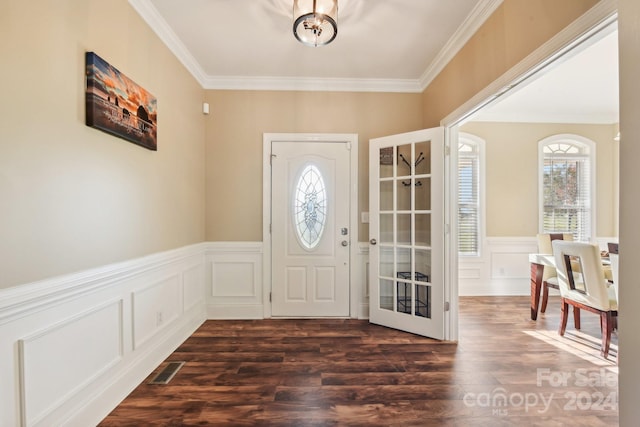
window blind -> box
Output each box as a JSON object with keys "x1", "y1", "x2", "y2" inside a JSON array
[
  {"x1": 458, "y1": 143, "x2": 480, "y2": 256},
  {"x1": 542, "y1": 155, "x2": 591, "y2": 242}
]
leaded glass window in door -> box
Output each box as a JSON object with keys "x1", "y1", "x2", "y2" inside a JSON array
[{"x1": 293, "y1": 164, "x2": 327, "y2": 249}]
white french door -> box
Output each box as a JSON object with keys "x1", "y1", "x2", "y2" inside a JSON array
[
  {"x1": 369, "y1": 127, "x2": 445, "y2": 339},
  {"x1": 271, "y1": 141, "x2": 351, "y2": 317}
]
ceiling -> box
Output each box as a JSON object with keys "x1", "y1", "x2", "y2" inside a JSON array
[
  {"x1": 472, "y1": 26, "x2": 619, "y2": 124},
  {"x1": 129, "y1": 0, "x2": 499, "y2": 92},
  {"x1": 129, "y1": 0, "x2": 619, "y2": 123}
]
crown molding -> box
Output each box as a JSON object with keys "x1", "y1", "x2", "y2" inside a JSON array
[
  {"x1": 130, "y1": 0, "x2": 501, "y2": 93},
  {"x1": 128, "y1": 0, "x2": 209, "y2": 86},
  {"x1": 201, "y1": 75, "x2": 422, "y2": 93},
  {"x1": 419, "y1": 0, "x2": 504, "y2": 91}
]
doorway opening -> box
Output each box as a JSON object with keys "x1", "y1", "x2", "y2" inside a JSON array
[{"x1": 443, "y1": 8, "x2": 618, "y2": 341}]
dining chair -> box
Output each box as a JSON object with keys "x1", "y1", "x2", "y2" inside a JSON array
[
  {"x1": 552, "y1": 240, "x2": 618, "y2": 358},
  {"x1": 537, "y1": 233, "x2": 575, "y2": 319}
]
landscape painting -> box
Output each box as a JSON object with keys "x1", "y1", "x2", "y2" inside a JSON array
[{"x1": 85, "y1": 52, "x2": 157, "y2": 150}]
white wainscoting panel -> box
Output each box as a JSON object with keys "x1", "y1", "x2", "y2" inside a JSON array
[
  {"x1": 459, "y1": 237, "x2": 537, "y2": 296},
  {"x1": 132, "y1": 275, "x2": 181, "y2": 350},
  {"x1": 183, "y1": 263, "x2": 205, "y2": 312},
  {"x1": 213, "y1": 262, "x2": 257, "y2": 297},
  {"x1": 206, "y1": 242, "x2": 264, "y2": 319},
  {"x1": 0, "y1": 243, "x2": 207, "y2": 427},
  {"x1": 19, "y1": 300, "x2": 123, "y2": 427},
  {"x1": 491, "y1": 252, "x2": 530, "y2": 279}
]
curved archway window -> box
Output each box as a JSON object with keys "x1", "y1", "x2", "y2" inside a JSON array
[
  {"x1": 539, "y1": 135, "x2": 595, "y2": 242},
  {"x1": 294, "y1": 164, "x2": 327, "y2": 249}
]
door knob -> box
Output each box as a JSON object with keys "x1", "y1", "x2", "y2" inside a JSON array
[
  {"x1": 370, "y1": 239, "x2": 377, "y2": 245},
  {"x1": 341, "y1": 240, "x2": 349, "y2": 247}
]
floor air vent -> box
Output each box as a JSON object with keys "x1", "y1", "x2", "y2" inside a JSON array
[{"x1": 148, "y1": 361, "x2": 185, "y2": 384}]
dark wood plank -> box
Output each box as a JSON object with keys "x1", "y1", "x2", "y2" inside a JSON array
[{"x1": 99, "y1": 296, "x2": 618, "y2": 425}]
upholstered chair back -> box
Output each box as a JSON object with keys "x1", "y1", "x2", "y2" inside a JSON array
[
  {"x1": 537, "y1": 233, "x2": 573, "y2": 281},
  {"x1": 552, "y1": 241, "x2": 615, "y2": 312}
]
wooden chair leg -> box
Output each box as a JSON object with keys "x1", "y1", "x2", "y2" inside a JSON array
[
  {"x1": 558, "y1": 299, "x2": 569, "y2": 336},
  {"x1": 541, "y1": 283, "x2": 550, "y2": 313},
  {"x1": 600, "y1": 311, "x2": 613, "y2": 359},
  {"x1": 573, "y1": 307, "x2": 581, "y2": 329}
]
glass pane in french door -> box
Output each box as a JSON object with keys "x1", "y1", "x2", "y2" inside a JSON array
[
  {"x1": 380, "y1": 213, "x2": 393, "y2": 244},
  {"x1": 415, "y1": 214, "x2": 431, "y2": 246},
  {"x1": 379, "y1": 278, "x2": 394, "y2": 311},
  {"x1": 415, "y1": 177, "x2": 431, "y2": 211},
  {"x1": 415, "y1": 141, "x2": 431, "y2": 175},
  {"x1": 397, "y1": 214, "x2": 411, "y2": 246},
  {"x1": 376, "y1": 140, "x2": 433, "y2": 319},
  {"x1": 380, "y1": 181, "x2": 393, "y2": 211}
]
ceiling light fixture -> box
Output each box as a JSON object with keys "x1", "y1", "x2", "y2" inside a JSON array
[{"x1": 293, "y1": 0, "x2": 338, "y2": 47}]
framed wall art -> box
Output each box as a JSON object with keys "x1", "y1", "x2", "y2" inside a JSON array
[{"x1": 85, "y1": 52, "x2": 157, "y2": 150}]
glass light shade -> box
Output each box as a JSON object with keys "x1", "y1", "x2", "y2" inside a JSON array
[{"x1": 293, "y1": 0, "x2": 338, "y2": 47}]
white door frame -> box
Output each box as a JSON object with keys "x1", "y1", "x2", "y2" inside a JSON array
[
  {"x1": 440, "y1": 1, "x2": 617, "y2": 341},
  {"x1": 263, "y1": 133, "x2": 359, "y2": 319}
]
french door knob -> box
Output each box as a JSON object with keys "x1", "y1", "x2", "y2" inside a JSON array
[
  {"x1": 341, "y1": 240, "x2": 349, "y2": 247},
  {"x1": 370, "y1": 239, "x2": 377, "y2": 245}
]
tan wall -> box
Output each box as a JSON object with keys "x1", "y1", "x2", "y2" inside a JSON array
[
  {"x1": 461, "y1": 121, "x2": 618, "y2": 237},
  {"x1": 0, "y1": 1, "x2": 206, "y2": 289},
  {"x1": 422, "y1": 0, "x2": 599, "y2": 127},
  {"x1": 204, "y1": 90, "x2": 423, "y2": 241}
]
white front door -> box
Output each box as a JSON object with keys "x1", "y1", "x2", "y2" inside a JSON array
[
  {"x1": 369, "y1": 127, "x2": 445, "y2": 339},
  {"x1": 271, "y1": 141, "x2": 351, "y2": 317}
]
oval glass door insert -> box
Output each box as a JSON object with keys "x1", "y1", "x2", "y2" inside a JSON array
[{"x1": 293, "y1": 164, "x2": 327, "y2": 249}]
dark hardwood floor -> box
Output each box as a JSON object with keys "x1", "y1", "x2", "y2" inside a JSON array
[{"x1": 99, "y1": 296, "x2": 618, "y2": 426}]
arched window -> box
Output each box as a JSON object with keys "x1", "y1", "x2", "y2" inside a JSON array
[
  {"x1": 458, "y1": 133, "x2": 484, "y2": 256},
  {"x1": 539, "y1": 134, "x2": 595, "y2": 242}
]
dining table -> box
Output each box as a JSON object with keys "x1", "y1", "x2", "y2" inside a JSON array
[
  {"x1": 528, "y1": 253, "x2": 612, "y2": 320},
  {"x1": 529, "y1": 254, "x2": 555, "y2": 320}
]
